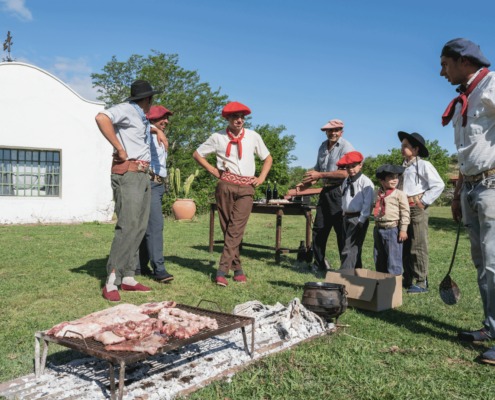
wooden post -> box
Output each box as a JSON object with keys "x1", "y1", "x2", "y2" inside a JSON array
[
  {"x1": 275, "y1": 209, "x2": 283, "y2": 263},
  {"x1": 40, "y1": 340, "x2": 49, "y2": 375},
  {"x1": 109, "y1": 362, "x2": 116, "y2": 400},
  {"x1": 35, "y1": 336, "x2": 40, "y2": 378},
  {"x1": 209, "y1": 204, "x2": 215, "y2": 253},
  {"x1": 118, "y1": 361, "x2": 126, "y2": 400},
  {"x1": 305, "y1": 210, "x2": 312, "y2": 250}
]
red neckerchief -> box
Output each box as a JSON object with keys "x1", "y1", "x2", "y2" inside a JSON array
[
  {"x1": 374, "y1": 188, "x2": 395, "y2": 217},
  {"x1": 442, "y1": 68, "x2": 490, "y2": 127},
  {"x1": 226, "y1": 128, "x2": 245, "y2": 159}
]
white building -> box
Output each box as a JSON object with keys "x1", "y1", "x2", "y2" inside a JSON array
[{"x1": 0, "y1": 62, "x2": 114, "y2": 224}]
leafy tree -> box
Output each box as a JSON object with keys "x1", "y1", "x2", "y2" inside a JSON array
[
  {"x1": 253, "y1": 124, "x2": 297, "y2": 199},
  {"x1": 361, "y1": 140, "x2": 451, "y2": 186}
]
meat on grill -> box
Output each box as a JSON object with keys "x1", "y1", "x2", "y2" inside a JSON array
[
  {"x1": 55, "y1": 323, "x2": 106, "y2": 339},
  {"x1": 139, "y1": 301, "x2": 177, "y2": 315},
  {"x1": 47, "y1": 321, "x2": 70, "y2": 336},
  {"x1": 105, "y1": 333, "x2": 169, "y2": 355},
  {"x1": 160, "y1": 323, "x2": 179, "y2": 335},
  {"x1": 94, "y1": 331, "x2": 126, "y2": 345}
]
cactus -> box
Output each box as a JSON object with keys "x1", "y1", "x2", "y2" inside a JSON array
[
  {"x1": 175, "y1": 168, "x2": 181, "y2": 196},
  {"x1": 169, "y1": 170, "x2": 175, "y2": 197},
  {"x1": 170, "y1": 168, "x2": 197, "y2": 198},
  {"x1": 183, "y1": 174, "x2": 195, "y2": 198},
  {"x1": 195, "y1": 169, "x2": 199, "y2": 177}
]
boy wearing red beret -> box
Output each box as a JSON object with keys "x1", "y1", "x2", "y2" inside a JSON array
[
  {"x1": 337, "y1": 152, "x2": 374, "y2": 269},
  {"x1": 193, "y1": 102, "x2": 273, "y2": 286}
]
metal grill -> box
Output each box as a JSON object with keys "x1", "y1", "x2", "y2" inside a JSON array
[{"x1": 35, "y1": 301, "x2": 255, "y2": 400}]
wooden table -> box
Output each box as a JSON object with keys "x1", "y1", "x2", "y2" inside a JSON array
[{"x1": 209, "y1": 202, "x2": 315, "y2": 263}]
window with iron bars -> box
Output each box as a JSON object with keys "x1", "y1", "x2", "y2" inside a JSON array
[{"x1": 0, "y1": 148, "x2": 61, "y2": 197}]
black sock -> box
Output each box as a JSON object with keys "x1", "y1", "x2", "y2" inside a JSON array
[
  {"x1": 216, "y1": 270, "x2": 226, "y2": 278},
  {"x1": 234, "y1": 269, "x2": 244, "y2": 277}
]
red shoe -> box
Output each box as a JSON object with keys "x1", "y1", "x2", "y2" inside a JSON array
[
  {"x1": 121, "y1": 282, "x2": 151, "y2": 292},
  {"x1": 233, "y1": 274, "x2": 247, "y2": 283},
  {"x1": 103, "y1": 286, "x2": 121, "y2": 302},
  {"x1": 215, "y1": 277, "x2": 228, "y2": 287}
]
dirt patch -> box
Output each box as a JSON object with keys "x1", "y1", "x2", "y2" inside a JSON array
[
  {"x1": 380, "y1": 346, "x2": 415, "y2": 355},
  {"x1": 180, "y1": 375, "x2": 195, "y2": 384},
  {"x1": 447, "y1": 358, "x2": 472, "y2": 366}
]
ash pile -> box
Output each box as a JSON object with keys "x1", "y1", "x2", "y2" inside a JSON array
[{"x1": 1, "y1": 298, "x2": 335, "y2": 400}]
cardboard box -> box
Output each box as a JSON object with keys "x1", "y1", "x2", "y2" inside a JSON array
[{"x1": 325, "y1": 269, "x2": 402, "y2": 312}]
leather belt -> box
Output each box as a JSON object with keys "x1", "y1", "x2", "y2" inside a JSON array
[
  {"x1": 111, "y1": 159, "x2": 150, "y2": 174},
  {"x1": 463, "y1": 167, "x2": 495, "y2": 183},
  {"x1": 375, "y1": 220, "x2": 399, "y2": 229},
  {"x1": 407, "y1": 193, "x2": 424, "y2": 205},
  {"x1": 149, "y1": 171, "x2": 163, "y2": 183},
  {"x1": 344, "y1": 212, "x2": 360, "y2": 217},
  {"x1": 324, "y1": 181, "x2": 343, "y2": 187}
]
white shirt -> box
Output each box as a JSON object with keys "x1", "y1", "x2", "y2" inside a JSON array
[
  {"x1": 401, "y1": 159, "x2": 444, "y2": 205},
  {"x1": 341, "y1": 173, "x2": 375, "y2": 224},
  {"x1": 314, "y1": 138, "x2": 355, "y2": 184},
  {"x1": 150, "y1": 124, "x2": 167, "y2": 177},
  {"x1": 99, "y1": 103, "x2": 151, "y2": 162},
  {"x1": 451, "y1": 69, "x2": 495, "y2": 176},
  {"x1": 196, "y1": 128, "x2": 270, "y2": 176}
]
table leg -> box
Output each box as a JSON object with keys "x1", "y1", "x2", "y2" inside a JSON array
[
  {"x1": 40, "y1": 340, "x2": 49, "y2": 375},
  {"x1": 275, "y1": 210, "x2": 282, "y2": 263},
  {"x1": 209, "y1": 205, "x2": 214, "y2": 253},
  {"x1": 35, "y1": 336, "x2": 40, "y2": 378},
  {"x1": 305, "y1": 210, "x2": 312, "y2": 250},
  {"x1": 118, "y1": 361, "x2": 125, "y2": 400},
  {"x1": 108, "y1": 362, "x2": 116, "y2": 400},
  {"x1": 251, "y1": 320, "x2": 255, "y2": 359},
  {"x1": 241, "y1": 326, "x2": 250, "y2": 357}
]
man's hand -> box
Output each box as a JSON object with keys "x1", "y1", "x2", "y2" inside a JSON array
[
  {"x1": 452, "y1": 199, "x2": 462, "y2": 224},
  {"x1": 154, "y1": 129, "x2": 169, "y2": 151},
  {"x1": 112, "y1": 149, "x2": 128, "y2": 162},
  {"x1": 416, "y1": 200, "x2": 426, "y2": 210},
  {"x1": 210, "y1": 168, "x2": 221, "y2": 178},
  {"x1": 296, "y1": 181, "x2": 312, "y2": 193},
  {"x1": 302, "y1": 170, "x2": 321, "y2": 183},
  {"x1": 398, "y1": 231, "x2": 408, "y2": 242},
  {"x1": 251, "y1": 176, "x2": 264, "y2": 188}
]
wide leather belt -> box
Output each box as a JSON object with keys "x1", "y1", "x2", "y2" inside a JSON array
[
  {"x1": 463, "y1": 167, "x2": 495, "y2": 183},
  {"x1": 149, "y1": 171, "x2": 163, "y2": 183},
  {"x1": 375, "y1": 220, "x2": 399, "y2": 229},
  {"x1": 111, "y1": 159, "x2": 150, "y2": 174}
]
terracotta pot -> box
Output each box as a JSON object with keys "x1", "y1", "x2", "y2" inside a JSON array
[{"x1": 172, "y1": 199, "x2": 196, "y2": 220}]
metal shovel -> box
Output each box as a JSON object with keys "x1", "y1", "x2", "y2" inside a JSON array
[{"x1": 439, "y1": 220, "x2": 462, "y2": 305}]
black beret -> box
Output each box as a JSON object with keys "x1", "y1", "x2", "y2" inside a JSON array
[
  {"x1": 441, "y1": 38, "x2": 491, "y2": 67},
  {"x1": 376, "y1": 164, "x2": 405, "y2": 180}
]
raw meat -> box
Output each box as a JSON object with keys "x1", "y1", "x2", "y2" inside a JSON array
[
  {"x1": 47, "y1": 321, "x2": 70, "y2": 336},
  {"x1": 94, "y1": 331, "x2": 126, "y2": 345},
  {"x1": 56, "y1": 323, "x2": 106, "y2": 339},
  {"x1": 139, "y1": 301, "x2": 176, "y2": 315},
  {"x1": 161, "y1": 324, "x2": 179, "y2": 336},
  {"x1": 105, "y1": 333, "x2": 169, "y2": 355}
]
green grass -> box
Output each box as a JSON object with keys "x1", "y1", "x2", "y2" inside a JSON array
[{"x1": 1, "y1": 207, "x2": 494, "y2": 399}]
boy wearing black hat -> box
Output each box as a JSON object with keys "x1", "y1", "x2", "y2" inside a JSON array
[
  {"x1": 337, "y1": 151, "x2": 374, "y2": 270},
  {"x1": 398, "y1": 132, "x2": 445, "y2": 294},
  {"x1": 95, "y1": 80, "x2": 165, "y2": 301},
  {"x1": 373, "y1": 165, "x2": 410, "y2": 275},
  {"x1": 440, "y1": 38, "x2": 495, "y2": 362}
]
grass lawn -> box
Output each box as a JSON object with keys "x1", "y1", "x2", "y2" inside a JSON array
[{"x1": 1, "y1": 206, "x2": 495, "y2": 399}]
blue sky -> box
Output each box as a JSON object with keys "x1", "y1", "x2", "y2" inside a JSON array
[{"x1": 1, "y1": 0, "x2": 494, "y2": 168}]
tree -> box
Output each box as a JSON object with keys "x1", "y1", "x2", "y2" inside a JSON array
[
  {"x1": 361, "y1": 140, "x2": 451, "y2": 186},
  {"x1": 91, "y1": 51, "x2": 229, "y2": 178},
  {"x1": 253, "y1": 124, "x2": 297, "y2": 199}
]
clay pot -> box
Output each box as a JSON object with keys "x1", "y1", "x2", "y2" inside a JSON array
[{"x1": 172, "y1": 199, "x2": 196, "y2": 220}]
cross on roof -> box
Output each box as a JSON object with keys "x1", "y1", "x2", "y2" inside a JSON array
[{"x1": 3, "y1": 31, "x2": 16, "y2": 62}]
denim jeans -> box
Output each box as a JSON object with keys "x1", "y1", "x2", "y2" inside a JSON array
[
  {"x1": 462, "y1": 175, "x2": 495, "y2": 335},
  {"x1": 373, "y1": 226, "x2": 403, "y2": 275},
  {"x1": 137, "y1": 180, "x2": 167, "y2": 276}
]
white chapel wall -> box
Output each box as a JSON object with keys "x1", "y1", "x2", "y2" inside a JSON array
[{"x1": 0, "y1": 62, "x2": 114, "y2": 224}]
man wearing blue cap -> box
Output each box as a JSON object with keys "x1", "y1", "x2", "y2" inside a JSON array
[{"x1": 440, "y1": 38, "x2": 495, "y2": 364}]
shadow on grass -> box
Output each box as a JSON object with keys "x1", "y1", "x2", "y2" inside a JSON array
[
  {"x1": 192, "y1": 245, "x2": 276, "y2": 260},
  {"x1": 163, "y1": 255, "x2": 216, "y2": 277},
  {"x1": 428, "y1": 216, "x2": 461, "y2": 233},
  {"x1": 355, "y1": 307, "x2": 489, "y2": 352},
  {"x1": 71, "y1": 258, "x2": 108, "y2": 287},
  {"x1": 267, "y1": 281, "x2": 306, "y2": 291}
]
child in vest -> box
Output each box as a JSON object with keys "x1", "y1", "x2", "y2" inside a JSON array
[
  {"x1": 337, "y1": 151, "x2": 374, "y2": 269},
  {"x1": 373, "y1": 164, "x2": 410, "y2": 275},
  {"x1": 398, "y1": 131, "x2": 445, "y2": 294}
]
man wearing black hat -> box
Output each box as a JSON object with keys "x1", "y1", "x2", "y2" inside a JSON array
[
  {"x1": 398, "y1": 132, "x2": 444, "y2": 294},
  {"x1": 95, "y1": 80, "x2": 164, "y2": 302},
  {"x1": 440, "y1": 38, "x2": 495, "y2": 362}
]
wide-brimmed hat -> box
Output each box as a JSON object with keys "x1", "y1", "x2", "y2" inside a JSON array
[
  {"x1": 146, "y1": 105, "x2": 173, "y2": 120},
  {"x1": 398, "y1": 131, "x2": 429, "y2": 158},
  {"x1": 336, "y1": 151, "x2": 363, "y2": 167},
  {"x1": 321, "y1": 119, "x2": 344, "y2": 131},
  {"x1": 222, "y1": 101, "x2": 251, "y2": 118},
  {"x1": 376, "y1": 164, "x2": 406, "y2": 180},
  {"x1": 124, "y1": 80, "x2": 163, "y2": 102}
]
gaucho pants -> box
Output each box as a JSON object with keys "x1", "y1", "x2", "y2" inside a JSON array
[
  {"x1": 374, "y1": 226, "x2": 403, "y2": 275},
  {"x1": 339, "y1": 216, "x2": 369, "y2": 269},
  {"x1": 403, "y1": 205, "x2": 429, "y2": 289},
  {"x1": 215, "y1": 179, "x2": 254, "y2": 274},
  {"x1": 461, "y1": 175, "x2": 495, "y2": 336},
  {"x1": 312, "y1": 185, "x2": 344, "y2": 268},
  {"x1": 137, "y1": 179, "x2": 167, "y2": 276},
  {"x1": 106, "y1": 171, "x2": 151, "y2": 286}
]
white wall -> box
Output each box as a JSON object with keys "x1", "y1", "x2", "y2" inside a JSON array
[{"x1": 0, "y1": 62, "x2": 114, "y2": 224}]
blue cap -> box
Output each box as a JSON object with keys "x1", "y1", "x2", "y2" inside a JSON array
[{"x1": 441, "y1": 38, "x2": 491, "y2": 67}]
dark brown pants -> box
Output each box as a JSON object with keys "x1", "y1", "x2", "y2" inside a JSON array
[{"x1": 215, "y1": 179, "x2": 254, "y2": 274}]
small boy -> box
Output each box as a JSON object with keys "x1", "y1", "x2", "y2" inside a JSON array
[
  {"x1": 337, "y1": 151, "x2": 374, "y2": 269},
  {"x1": 373, "y1": 164, "x2": 410, "y2": 275},
  {"x1": 398, "y1": 131, "x2": 445, "y2": 294}
]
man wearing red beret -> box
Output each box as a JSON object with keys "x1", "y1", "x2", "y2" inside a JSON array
[
  {"x1": 296, "y1": 119, "x2": 355, "y2": 272},
  {"x1": 135, "y1": 105, "x2": 175, "y2": 283},
  {"x1": 193, "y1": 101, "x2": 273, "y2": 286}
]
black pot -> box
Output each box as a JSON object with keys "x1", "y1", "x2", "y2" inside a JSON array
[{"x1": 302, "y1": 282, "x2": 347, "y2": 321}]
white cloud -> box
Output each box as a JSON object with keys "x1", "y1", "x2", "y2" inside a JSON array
[
  {"x1": 0, "y1": 0, "x2": 33, "y2": 21},
  {"x1": 53, "y1": 57, "x2": 92, "y2": 74},
  {"x1": 64, "y1": 75, "x2": 100, "y2": 102}
]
